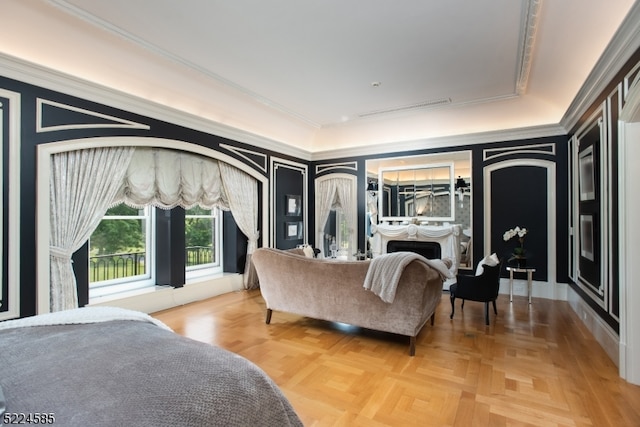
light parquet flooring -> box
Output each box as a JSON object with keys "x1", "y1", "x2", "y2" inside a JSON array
[{"x1": 152, "y1": 290, "x2": 640, "y2": 426}]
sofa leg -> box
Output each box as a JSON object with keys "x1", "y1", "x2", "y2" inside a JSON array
[
  {"x1": 265, "y1": 309, "x2": 272, "y2": 324},
  {"x1": 409, "y1": 336, "x2": 416, "y2": 356},
  {"x1": 430, "y1": 312, "x2": 435, "y2": 326}
]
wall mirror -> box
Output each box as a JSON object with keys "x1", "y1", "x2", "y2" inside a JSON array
[
  {"x1": 379, "y1": 162, "x2": 454, "y2": 221},
  {"x1": 366, "y1": 151, "x2": 472, "y2": 268}
]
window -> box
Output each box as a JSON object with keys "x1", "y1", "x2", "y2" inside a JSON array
[
  {"x1": 89, "y1": 204, "x2": 154, "y2": 298},
  {"x1": 185, "y1": 206, "x2": 223, "y2": 280}
]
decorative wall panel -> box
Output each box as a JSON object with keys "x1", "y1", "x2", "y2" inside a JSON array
[
  {"x1": 271, "y1": 158, "x2": 307, "y2": 249},
  {"x1": 0, "y1": 89, "x2": 20, "y2": 320}
]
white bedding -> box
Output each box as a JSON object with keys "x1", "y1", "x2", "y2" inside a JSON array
[{"x1": 0, "y1": 306, "x2": 172, "y2": 331}]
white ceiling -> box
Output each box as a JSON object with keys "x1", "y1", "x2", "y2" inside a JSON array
[{"x1": 0, "y1": 0, "x2": 637, "y2": 155}]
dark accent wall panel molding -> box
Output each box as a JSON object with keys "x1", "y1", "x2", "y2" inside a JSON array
[
  {"x1": 489, "y1": 165, "x2": 549, "y2": 281},
  {"x1": 271, "y1": 158, "x2": 307, "y2": 249},
  {"x1": 0, "y1": 89, "x2": 20, "y2": 321}
]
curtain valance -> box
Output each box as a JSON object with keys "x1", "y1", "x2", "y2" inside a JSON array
[{"x1": 115, "y1": 147, "x2": 230, "y2": 210}]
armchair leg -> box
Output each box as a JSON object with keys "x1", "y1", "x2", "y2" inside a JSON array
[
  {"x1": 265, "y1": 309, "x2": 272, "y2": 324},
  {"x1": 409, "y1": 336, "x2": 416, "y2": 356},
  {"x1": 484, "y1": 302, "x2": 490, "y2": 325},
  {"x1": 450, "y1": 293, "x2": 455, "y2": 319},
  {"x1": 430, "y1": 312, "x2": 436, "y2": 326},
  {"x1": 492, "y1": 300, "x2": 497, "y2": 315}
]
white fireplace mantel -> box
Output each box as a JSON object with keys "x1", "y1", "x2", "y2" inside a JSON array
[{"x1": 370, "y1": 223, "x2": 462, "y2": 288}]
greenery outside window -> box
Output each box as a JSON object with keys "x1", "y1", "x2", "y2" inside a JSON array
[
  {"x1": 89, "y1": 204, "x2": 154, "y2": 298},
  {"x1": 185, "y1": 206, "x2": 222, "y2": 280}
]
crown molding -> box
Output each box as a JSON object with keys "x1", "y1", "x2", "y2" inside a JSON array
[
  {"x1": 0, "y1": 52, "x2": 311, "y2": 161},
  {"x1": 561, "y1": 1, "x2": 640, "y2": 132},
  {"x1": 310, "y1": 123, "x2": 567, "y2": 161}
]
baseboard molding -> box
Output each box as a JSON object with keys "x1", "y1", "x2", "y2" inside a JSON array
[
  {"x1": 567, "y1": 286, "x2": 620, "y2": 367},
  {"x1": 90, "y1": 273, "x2": 244, "y2": 314}
]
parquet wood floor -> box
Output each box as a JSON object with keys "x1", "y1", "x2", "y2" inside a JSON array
[{"x1": 152, "y1": 290, "x2": 640, "y2": 426}]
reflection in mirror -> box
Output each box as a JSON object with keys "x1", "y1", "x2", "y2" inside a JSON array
[
  {"x1": 366, "y1": 151, "x2": 472, "y2": 269},
  {"x1": 380, "y1": 163, "x2": 453, "y2": 220}
]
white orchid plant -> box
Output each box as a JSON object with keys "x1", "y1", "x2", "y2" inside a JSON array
[{"x1": 503, "y1": 226, "x2": 528, "y2": 258}]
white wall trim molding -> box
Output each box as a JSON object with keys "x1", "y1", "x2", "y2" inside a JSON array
[
  {"x1": 36, "y1": 98, "x2": 150, "y2": 132},
  {"x1": 219, "y1": 143, "x2": 268, "y2": 174},
  {"x1": 311, "y1": 124, "x2": 566, "y2": 161},
  {"x1": 618, "y1": 86, "x2": 640, "y2": 384},
  {"x1": 315, "y1": 161, "x2": 358, "y2": 174},
  {"x1": 36, "y1": 137, "x2": 270, "y2": 314},
  {"x1": 0, "y1": 88, "x2": 21, "y2": 321}
]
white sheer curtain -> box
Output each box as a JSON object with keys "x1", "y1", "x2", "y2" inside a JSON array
[
  {"x1": 334, "y1": 178, "x2": 357, "y2": 255},
  {"x1": 49, "y1": 146, "x2": 261, "y2": 310},
  {"x1": 49, "y1": 147, "x2": 134, "y2": 311},
  {"x1": 314, "y1": 178, "x2": 338, "y2": 255},
  {"x1": 219, "y1": 162, "x2": 260, "y2": 289}
]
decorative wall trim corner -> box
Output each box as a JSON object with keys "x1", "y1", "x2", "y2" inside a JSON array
[
  {"x1": 315, "y1": 161, "x2": 358, "y2": 174},
  {"x1": 483, "y1": 142, "x2": 556, "y2": 162},
  {"x1": 36, "y1": 98, "x2": 150, "y2": 132},
  {"x1": 219, "y1": 143, "x2": 267, "y2": 174}
]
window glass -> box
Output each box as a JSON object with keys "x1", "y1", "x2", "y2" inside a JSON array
[
  {"x1": 89, "y1": 204, "x2": 153, "y2": 298},
  {"x1": 185, "y1": 206, "x2": 222, "y2": 279}
]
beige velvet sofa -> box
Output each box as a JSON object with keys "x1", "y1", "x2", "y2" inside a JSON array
[{"x1": 252, "y1": 248, "x2": 448, "y2": 355}]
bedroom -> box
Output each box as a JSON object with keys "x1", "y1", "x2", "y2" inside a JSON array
[{"x1": 1, "y1": 0, "x2": 640, "y2": 424}]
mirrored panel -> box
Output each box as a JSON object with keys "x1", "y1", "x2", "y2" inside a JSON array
[
  {"x1": 379, "y1": 162, "x2": 454, "y2": 221},
  {"x1": 366, "y1": 151, "x2": 472, "y2": 269}
]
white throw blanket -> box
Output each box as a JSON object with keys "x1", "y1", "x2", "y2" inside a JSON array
[
  {"x1": 0, "y1": 306, "x2": 172, "y2": 331},
  {"x1": 363, "y1": 252, "x2": 453, "y2": 303}
]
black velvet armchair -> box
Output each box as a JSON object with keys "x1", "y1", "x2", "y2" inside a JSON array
[{"x1": 449, "y1": 261, "x2": 503, "y2": 325}]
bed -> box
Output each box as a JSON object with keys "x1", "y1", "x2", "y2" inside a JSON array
[{"x1": 0, "y1": 307, "x2": 302, "y2": 427}]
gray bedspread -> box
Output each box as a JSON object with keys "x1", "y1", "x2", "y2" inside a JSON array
[{"x1": 0, "y1": 318, "x2": 302, "y2": 426}]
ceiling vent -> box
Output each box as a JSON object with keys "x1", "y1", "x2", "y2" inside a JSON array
[{"x1": 358, "y1": 98, "x2": 452, "y2": 118}]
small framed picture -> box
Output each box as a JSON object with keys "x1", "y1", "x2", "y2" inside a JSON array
[
  {"x1": 580, "y1": 214, "x2": 594, "y2": 261},
  {"x1": 286, "y1": 195, "x2": 301, "y2": 216},
  {"x1": 579, "y1": 146, "x2": 595, "y2": 201},
  {"x1": 285, "y1": 221, "x2": 300, "y2": 240}
]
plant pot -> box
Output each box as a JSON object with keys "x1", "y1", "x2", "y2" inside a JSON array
[{"x1": 514, "y1": 256, "x2": 527, "y2": 268}]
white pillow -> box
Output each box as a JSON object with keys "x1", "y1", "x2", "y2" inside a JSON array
[
  {"x1": 475, "y1": 253, "x2": 500, "y2": 276},
  {"x1": 302, "y1": 245, "x2": 314, "y2": 258}
]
